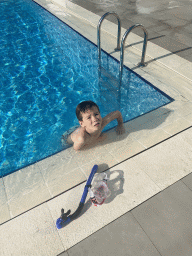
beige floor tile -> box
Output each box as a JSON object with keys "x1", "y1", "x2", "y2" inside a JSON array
[
  {"x1": 132, "y1": 67, "x2": 148, "y2": 77},
  {"x1": 103, "y1": 130, "x2": 135, "y2": 153},
  {"x1": 162, "y1": 118, "x2": 191, "y2": 135},
  {"x1": 123, "y1": 49, "x2": 142, "y2": 66},
  {"x1": 68, "y1": 147, "x2": 99, "y2": 167},
  {"x1": 0, "y1": 179, "x2": 10, "y2": 224},
  {"x1": 169, "y1": 76, "x2": 192, "y2": 101},
  {"x1": 175, "y1": 127, "x2": 192, "y2": 147},
  {"x1": 144, "y1": 106, "x2": 172, "y2": 120},
  {"x1": 128, "y1": 112, "x2": 153, "y2": 128},
  {"x1": 0, "y1": 203, "x2": 64, "y2": 256},
  {"x1": 38, "y1": 148, "x2": 79, "y2": 186},
  {"x1": 129, "y1": 111, "x2": 173, "y2": 140},
  {"x1": 159, "y1": 54, "x2": 189, "y2": 73},
  {"x1": 137, "y1": 128, "x2": 171, "y2": 148},
  {"x1": 110, "y1": 139, "x2": 146, "y2": 162},
  {"x1": 145, "y1": 62, "x2": 174, "y2": 83},
  {"x1": 47, "y1": 167, "x2": 86, "y2": 197},
  {"x1": 184, "y1": 113, "x2": 192, "y2": 123},
  {"x1": 164, "y1": 100, "x2": 190, "y2": 111},
  {"x1": 132, "y1": 134, "x2": 192, "y2": 189},
  {"x1": 178, "y1": 63, "x2": 192, "y2": 80},
  {"x1": 3, "y1": 164, "x2": 51, "y2": 217},
  {"x1": 112, "y1": 160, "x2": 161, "y2": 206},
  {"x1": 176, "y1": 102, "x2": 192, "y2": 117},
  {"x1": 144, "y1": 41, "x2": 170, "y2": 59},
  {"x1": 79, "y1": 152, "x2": 118, "y2": 178},
  {"x1": 152, "y1": 110, "x2": 181, "y2": 130}
]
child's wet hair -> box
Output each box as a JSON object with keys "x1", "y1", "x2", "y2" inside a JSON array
[{"x1": 76, "y1": 101, "x2": 100, "y2": 121}]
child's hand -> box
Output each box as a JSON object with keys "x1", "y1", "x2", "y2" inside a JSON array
[{"x1": 116, "y1": 124, "x2": 125, "y2": 135}]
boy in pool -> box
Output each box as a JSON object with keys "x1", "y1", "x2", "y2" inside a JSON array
[{"x1": 64, "y1": 100, "x2": 125, "y2": 151}]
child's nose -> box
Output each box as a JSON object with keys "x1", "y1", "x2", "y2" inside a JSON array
[{"x1": 93, "y1": 116, "x2": 98, "y2": 121}]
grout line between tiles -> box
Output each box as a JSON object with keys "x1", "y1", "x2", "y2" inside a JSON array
[
  {"x1": 1, "y1": 178, "x2": 12, "y2": 219},
  {"x1": 37, "y1": 163, "x2": 54, "y2": 198},
  {"x1": 130, "y1": 211, "x2": 164, "y2": 256}
]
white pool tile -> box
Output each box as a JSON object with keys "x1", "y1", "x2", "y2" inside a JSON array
[
  {"x1": 68, "y1": 147, "x2": 99, "y2": 167},
  {"x1": 0, "y1": 203, "x2": 64, "y2": 256},
  {"x1": 137, "y1": 128, "x2": 171, "y2": 148},
  {"x1": 128, "y1": 111, "x2": 172, "y2": 140},
  {"x1": 79, "y1": 153, "x2": 118, "y2": 178},
  {"x1": 0, "y1": 179, "x2": 10, "y2": 224},
  {"x1": 178, "y1": 63, "x2": 192, "y2": 80},
  {"x1": 46, "y1": 167, "x2": 87, "y2": 197},
  {"x1": 111, "y1": 159, "x2": 161, "y2": 206},
  {"x1": 3, "y1": 164, "x2": 51, "y2": 217},
  {"x1": 184, "y1": 113, "x2": 192, "y2": 123},
  {"x1": 176, "y1": 102, "x2": 192, "y2": 117},
  {"x1": 132, "y1": 132, "x2": 192, "y2": 190},
  {"x1": 162, "y1": 118, "x2": 192, "y2": 135},
  {"x1": 109, "y1": 139, "x2": 146, "y2": 162},
  {"x1": 174, "y1": 127, "x2": 192, "y2": 147},
  {"x1": 37, "y1": 148, "x2": 79, "y2": 188}
]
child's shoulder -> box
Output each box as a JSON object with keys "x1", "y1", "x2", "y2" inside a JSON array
[
  {"x1": 70, "y1": 126, "x2": 81, "y2": 141},
  {"x1": 71, "y1": 126, "x2": 90, "y2": 143}
]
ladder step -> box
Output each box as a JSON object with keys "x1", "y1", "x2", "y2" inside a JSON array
[
  {"x1": 100, "y1": 67, "x2": 119, "y2": 84},
  {"x1": 100, "y1": 67, "x2": 120, "y2": 92}
]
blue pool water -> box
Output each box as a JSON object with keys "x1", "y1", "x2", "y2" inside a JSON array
[{"x1": 0, "y1": 0, "x2": 173, "y2": 177}]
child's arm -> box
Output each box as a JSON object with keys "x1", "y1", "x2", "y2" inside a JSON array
[
  {"x1": 73, "y1": 137, "x2": 86, "y2": 151},
  {"x1": 102, "y1": 110, "x2": 125, "y2": 134},
  {"x1": 73, "y1": 127, "x2": 87, "y2": 151}
]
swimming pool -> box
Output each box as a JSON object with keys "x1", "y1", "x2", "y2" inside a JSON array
[{"x1": 0, "y1": 0, "x2": 173, "y2": 177}]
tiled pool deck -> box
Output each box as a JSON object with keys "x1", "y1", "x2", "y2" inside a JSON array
[{"x1": 0, "y1": 0, "x2": 192, "y2": 255}]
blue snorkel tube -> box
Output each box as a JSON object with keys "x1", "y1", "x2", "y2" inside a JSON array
[{"x1": 56, "y1": 164, "x2": 98, "y2": 229}]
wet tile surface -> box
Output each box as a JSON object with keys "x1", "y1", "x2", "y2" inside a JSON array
[
  {"x1": 3, "y1": 163, "x2": 51, "y2": 218},
  {"x1": 69, "y1": 0, "x2": 192, "y2": 61}
]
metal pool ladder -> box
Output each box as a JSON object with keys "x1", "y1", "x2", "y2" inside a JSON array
[{"x1": 97, "y1": 12, "x2": 148, "y2": 87}]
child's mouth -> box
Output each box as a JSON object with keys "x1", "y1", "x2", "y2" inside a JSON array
[{"x1": 94, "y1": 123, "x2": 100, "y2": 126}]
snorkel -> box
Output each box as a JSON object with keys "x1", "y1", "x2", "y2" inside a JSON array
[
  {"x1": 56, "y1": 164, "x2": 110, "y2": 229},
  {"x1": 56, "y1": 164, "x2": 98, "y2": 229}
]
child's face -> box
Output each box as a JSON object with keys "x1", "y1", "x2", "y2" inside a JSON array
[{"x1": 79, "y1": 106, "x2": 102, "y2": 132}]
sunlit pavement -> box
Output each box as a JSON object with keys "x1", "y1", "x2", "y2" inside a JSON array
[{"x1": 70, "y1": 0, "x2": 192, "y2": 62}]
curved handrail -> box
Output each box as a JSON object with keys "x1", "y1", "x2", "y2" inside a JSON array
[
  {"x1": 119, "y1": 24, "x2": 148, "y2": 86},
  {"x1": 97, "y1": 12, "x2": 121, "y2": 63}
]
